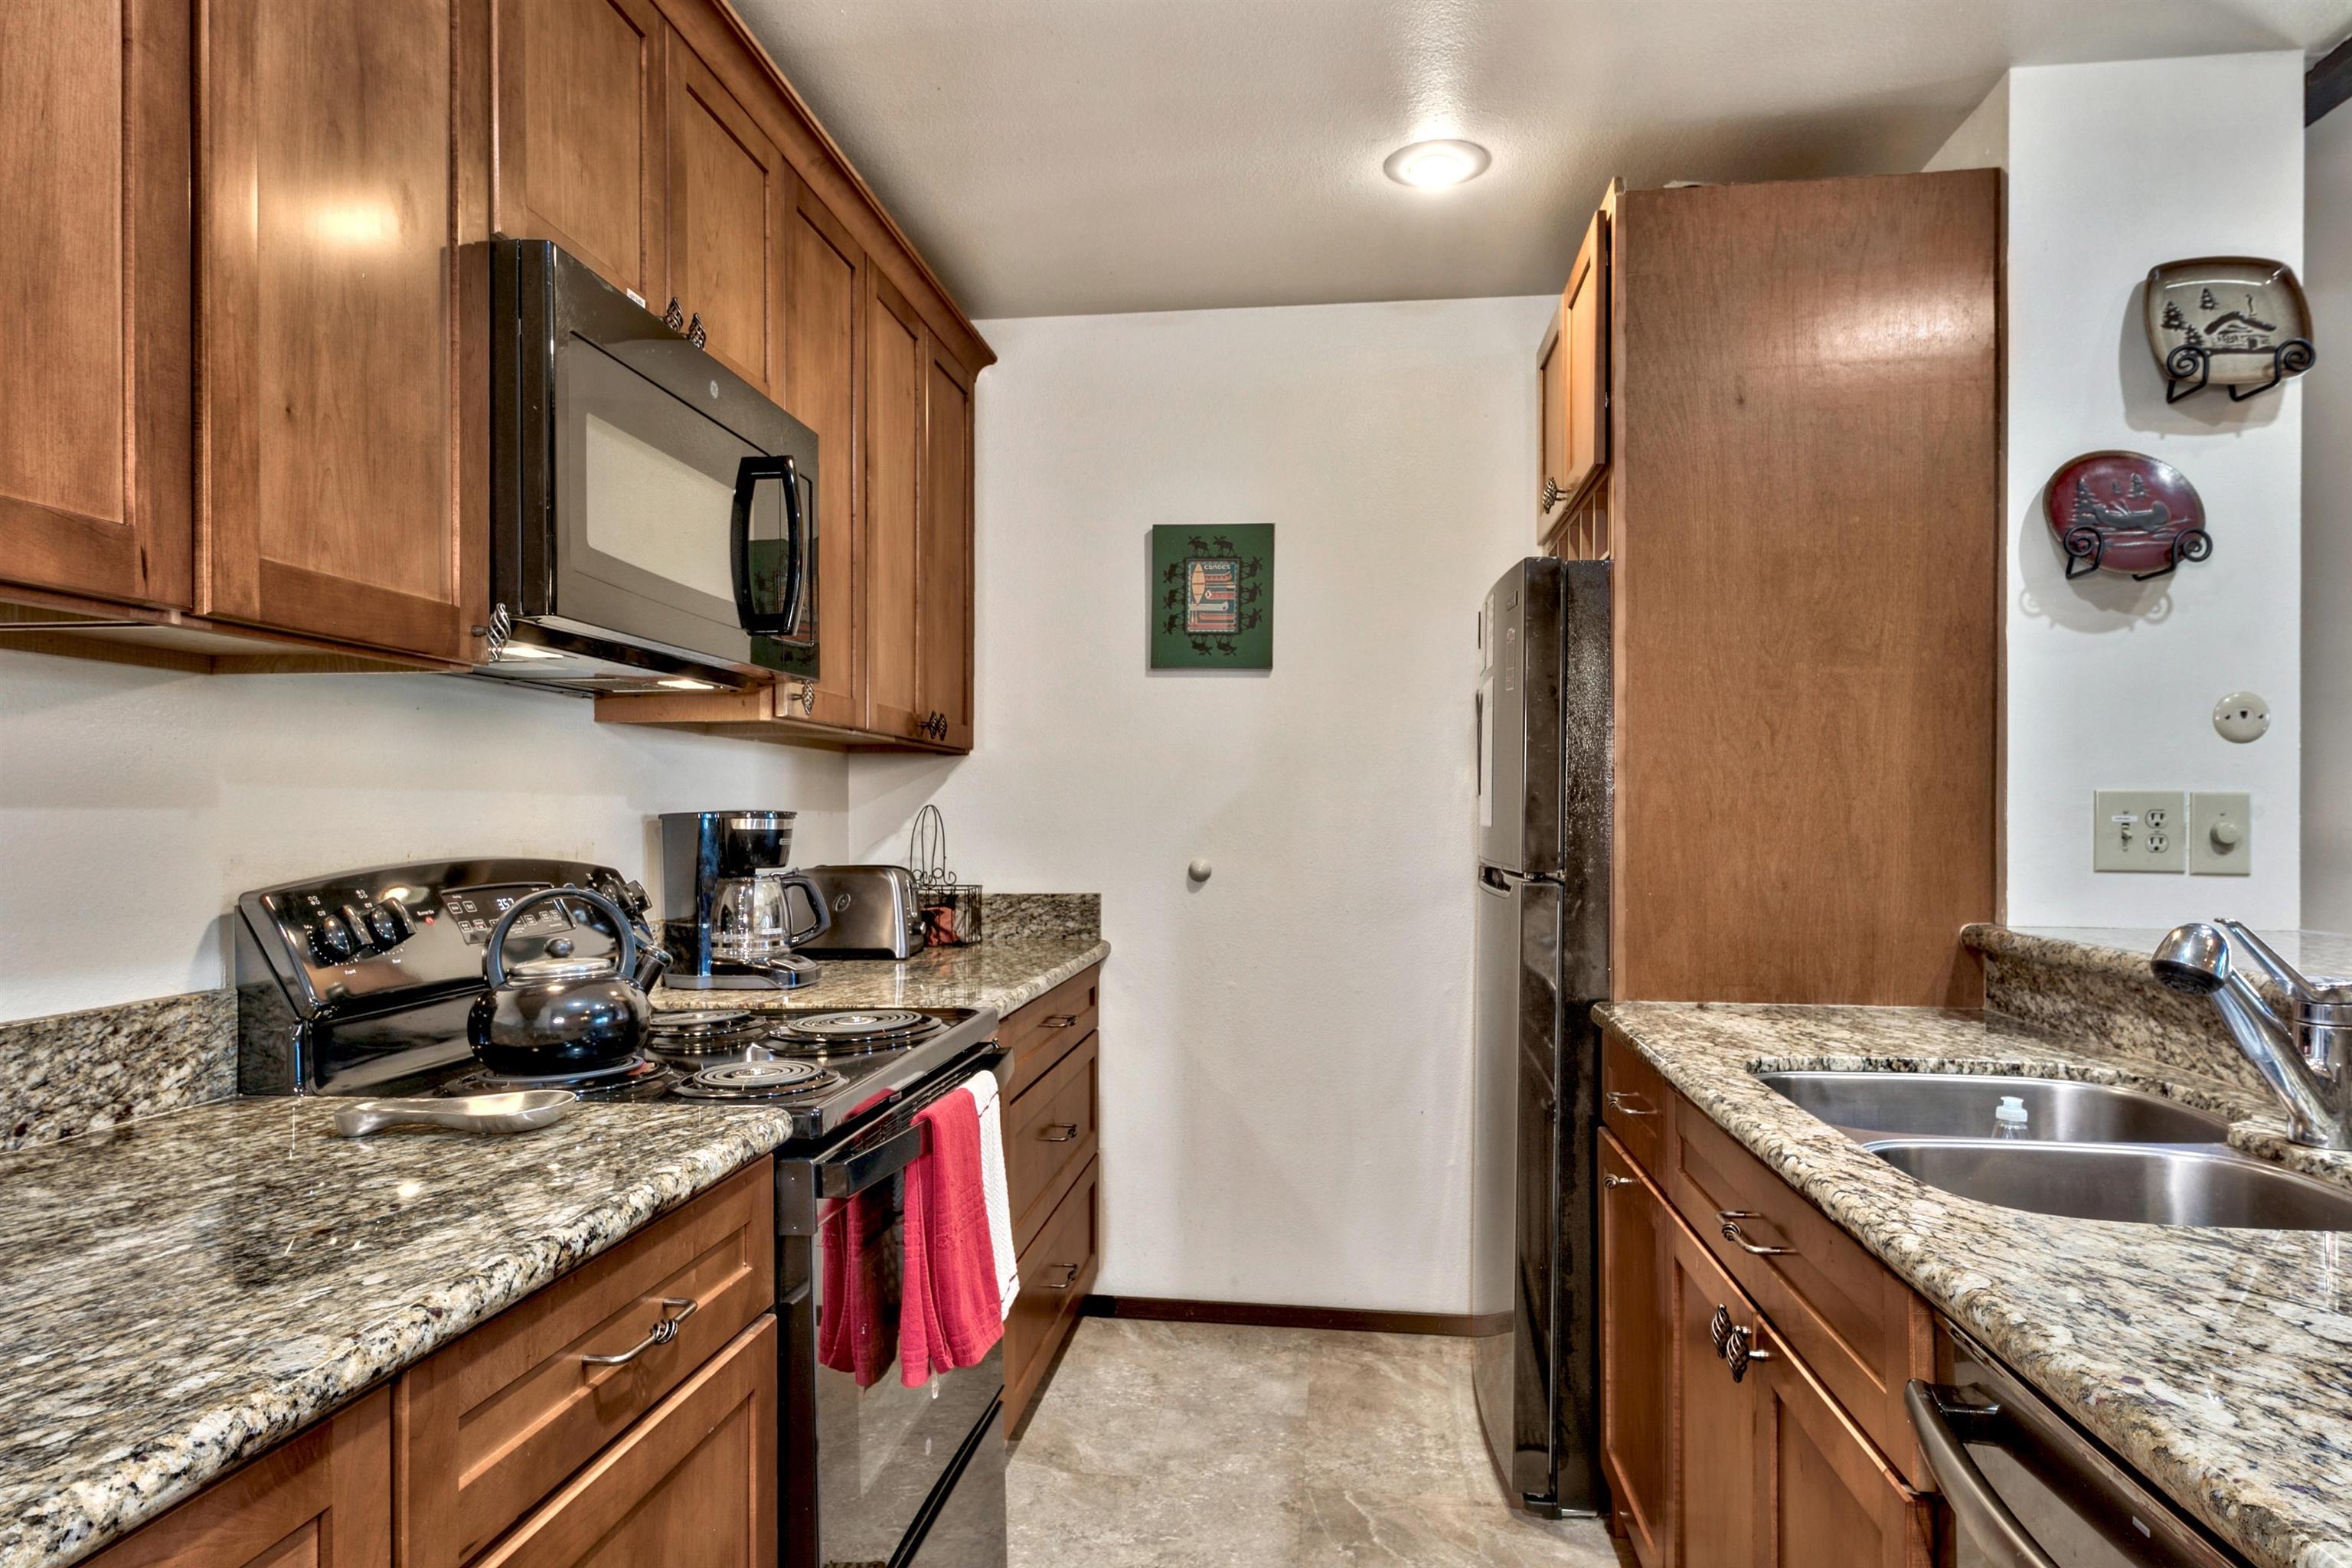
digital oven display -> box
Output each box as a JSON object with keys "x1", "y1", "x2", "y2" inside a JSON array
[{"x1": 440, "y1": 884, "x2": 570, "y2": 945}]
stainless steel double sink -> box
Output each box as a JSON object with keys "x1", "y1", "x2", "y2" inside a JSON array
[{"x1": 1756, "y1": 1072, "x2": 2352, "y2": 1230}]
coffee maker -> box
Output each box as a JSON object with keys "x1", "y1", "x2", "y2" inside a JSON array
[{"x1": 658, "y1": 810, "x2": 833, "y2": 989}]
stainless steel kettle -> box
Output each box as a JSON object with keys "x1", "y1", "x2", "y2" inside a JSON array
[{"x1": 467, "y1": 886, "x2": 652, "y2": 1075}]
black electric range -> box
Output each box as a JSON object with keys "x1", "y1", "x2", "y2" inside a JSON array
[{"x1": 232, "y1": 856, "x2": 1010, "y2": 1568}]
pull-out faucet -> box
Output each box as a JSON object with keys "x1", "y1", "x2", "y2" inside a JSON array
[{"x1": 2151, "y1": 921, "x2": 2352, "y2": 1150}]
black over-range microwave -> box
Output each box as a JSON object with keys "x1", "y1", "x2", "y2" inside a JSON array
[{"x1": 478, "y1": 239, "x2": 818, "y2": 693}]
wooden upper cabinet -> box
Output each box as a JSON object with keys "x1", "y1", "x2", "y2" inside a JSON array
[
  {"x1": 917, "y1": 343, "x2": 975, "y2": 750},
  {"x1": 492, "y1": 0, "x2": 667, "y2": 304},
  {"x1": 781, "y1": 175, "x2": 864, "y2": 728},
  {"x1": 0, "y1": 0, "x2": 191, "y2": 612},
  {"x1": 1540, "y1": 204, "x2": 1609, "y2": 531},
  {"x1": 196, "y1": 0, "x2": 482, "y2": 663},
  {"x1": 664, "y1": 37, "x2": 785, "y2": 398},
  {"x1": 864, "y1": 272, "x2": 926, "y2": 742},
  {"x1": 87, "y1": 1390, "x2": 390, "y2": 1568}
]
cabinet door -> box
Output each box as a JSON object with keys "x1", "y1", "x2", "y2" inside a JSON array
[
  {"x1": 1667, "y1": 1214, "x2": 1761, "y2": 1568},
  {"x1": 492, "y1": 0, "x2": 666, "y2": 304},
  {"x1": 473, "y1": 1317, "x2": 776, "y2": 1568},
  {"x1": 1599, "y1": 1135, "x2": 1669, "y2": 1568},
  {"x1": 199, "y1": 0, "x2": 481, "y2": 662},
  {"x1": 665, "y1": 38, "x2": 784, "y2": 398},
  {"x1": 916, "y1": 343, "x2": 975, "y2": 750},
  {"x1": 782, "y1": 175, "x2": 864, "y2": 728},
  {"x1": 1753, "y1": 1350, "x2": 1932, "y2": 1568},
  {"x1": 1557, "y1": 207, "x2": 1609, "y2": 508},
  {"x1": 87, "y1": 1391, "x2": 390, "y2": 1568},
  {"x1": 0, "y1": 0, "x2": 191, "y2": 611},
  {"x1": 863, "y1": 272, "x2": 926, "y2": 741}
]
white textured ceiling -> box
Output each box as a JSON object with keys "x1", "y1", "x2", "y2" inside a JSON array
[{"x1": 732, "y1": 0, "x2": 2352, "y2": 318}]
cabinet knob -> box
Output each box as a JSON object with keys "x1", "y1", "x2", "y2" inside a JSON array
[
  {"x1": 1541, "y1": 475, "x2": 1565, "y2": 511},
  {"x1": 686, "y1": 312, "x2": 707, "y2": 350},
  {"x1": 662, "y1": 298, "x2": 685, "y2": 332}
]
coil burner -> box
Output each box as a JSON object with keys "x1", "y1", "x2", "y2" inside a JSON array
[
  {"x1": 448, "y1": 1054, "x2": 677, "y2": 1099},
  {"x1": 765, "y1": 1008, "x2": 941, "y2": 1057},
  {"x1": 645, "y1": 1009, "x2": 774, "y2": 1057},
  {"x1": 672, "y1": 1057, "x2": 844, "y2": 1101}
]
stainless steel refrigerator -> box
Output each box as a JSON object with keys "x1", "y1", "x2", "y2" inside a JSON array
[{"x1": 1472, "y1": 555, "x2": 1612, "y2": 1518}]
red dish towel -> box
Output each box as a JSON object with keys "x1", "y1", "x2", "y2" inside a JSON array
[
  {"x1": 899, "y1": 1083, "x2": 1004, "y2": 1387},
  {"x1": 817, "y1": 1191, "x2": 897, "y2": 1388}
]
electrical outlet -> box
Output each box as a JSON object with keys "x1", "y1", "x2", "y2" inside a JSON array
[
  {"x1": 2092, "y1": 789, "x2": 2186, "y2": 873},
  {"x1": 2189, "y1": 792, "x2": 2252, "y2": 876}
]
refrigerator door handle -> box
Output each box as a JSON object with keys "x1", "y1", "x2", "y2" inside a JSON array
[{"x1": 1479, "y1": 865, "x2": 1515, "y2": 897}]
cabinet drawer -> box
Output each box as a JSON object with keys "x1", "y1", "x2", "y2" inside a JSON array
[
  {"x1": 1602, "y1": 1030, "x2": 1672, "y2": 1171},
  {"x1": 395, "y1": 1160, "x2": 775, "y2": 1568},
  {"x1": 1008, "y1": 1031, "x2": 1098, "y2": 1252},
  {"x1": 1005, "y1": 1155, "x2": 1098, "y2": 1429},
  {"x1": 1000, "y1": 965, "x2": 1099, "y2": 1096},
  {"x1": 1668, "y1": 1103, "x2": 1930, "y2": 1486},
  {"x1": 472, "y1": 1315, "x2": 776, "y2": 1568}
]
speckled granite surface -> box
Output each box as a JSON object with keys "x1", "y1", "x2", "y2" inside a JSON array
[
  {"x1": 1, "y1": 991, "x2": 237, "y2": 1152},
  {"x1": 980, "y1": 894, "x2": 1099, "y2": 942},
  {"x1": 0, "y1": 1096, "x2": 804, "y2": 1568},
  {"x1": 1965, "y1": 923, "x2": 2352, "y2": 1093},
  {"x1": 1598, "y1": 1000, "x2": 2352, "y2": 1568},
  {"x1": 652, "y1": 937, "x2": 1108, "y2": 1017}
]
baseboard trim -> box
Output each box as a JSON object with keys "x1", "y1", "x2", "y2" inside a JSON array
[{"x1": 1079, "y1": 1294, "x2": 1498, "y2": 1338}]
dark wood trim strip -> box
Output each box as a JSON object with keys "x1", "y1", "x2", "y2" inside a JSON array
[
  {"x1": 2312, "y1": 31, "x2": 2352, "y2": 123},
  {"x1": 1080, "y1": 1295, "x2": 1497, "y2": 1338}
]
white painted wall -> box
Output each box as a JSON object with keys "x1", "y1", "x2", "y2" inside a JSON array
[
  {"x1": 1929, "y1": 54, "x2": 2307, "y2": 928},
  {"x1": 849, "y1": 296, "x2": 1553, "y2": 1312},
  {"x1": 0, "y1": 653, "x2": 848, "y2": 1021},
  {"x1": 2307, "y1": 105, "x2": 2352, "y2": 932}
]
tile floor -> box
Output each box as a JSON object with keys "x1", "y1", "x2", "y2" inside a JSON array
[{"x1": 1008, "y1": 1318, "x2": 1631, "y2": 1566}]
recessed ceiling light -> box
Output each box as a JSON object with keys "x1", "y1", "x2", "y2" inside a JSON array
[
  {"x1": 656, "y1": 676, "x2": 719, "y2": 691},
  {"x1": 1383, "y1": 139, "x2": 1491, "y2": 189}
]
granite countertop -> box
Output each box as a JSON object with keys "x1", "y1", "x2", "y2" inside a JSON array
[
  {"x1": 2, "y1": 939, "x2": 1109, "y2": 1568},
  {"x1": 1597, "y1": 1001, "x2": 2352, "y2": 1568},
  {"x1": 651, "y1": 936, "x2": 1109, "y2": 1018},
  {"x1": 1965, "y1": 923, "x2": 2352, "y2": 987},
  {"x1": 0, "y1": 1097, "x2": 803, "y2": 1568}
]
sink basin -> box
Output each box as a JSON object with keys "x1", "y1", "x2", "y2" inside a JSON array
[
  {"x1": 1865, "y1": 1141, "x2": 2352, "y2": 1230},
  {"x1": 1756, "y1": 1072, "x2": 2230, "y2": 1144}
]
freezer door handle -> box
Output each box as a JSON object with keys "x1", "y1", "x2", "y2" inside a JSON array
[{"x1": 1479, "y1": 865, "x2": 1516, "y2": 897}]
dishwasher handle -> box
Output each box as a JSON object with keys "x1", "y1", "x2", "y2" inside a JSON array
[{"x1": 1906, "y1": 1381, "x2": 2063, "y2": 1568}]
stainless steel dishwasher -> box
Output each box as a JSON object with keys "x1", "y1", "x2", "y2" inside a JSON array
[{"x1": 1909, "y1": 1321, "x2": 2245, "y2": 1568}]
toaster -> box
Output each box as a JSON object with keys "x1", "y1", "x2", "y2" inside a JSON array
[{"x1": 797, "y1": 866, "x2": 926, "y2": 959}]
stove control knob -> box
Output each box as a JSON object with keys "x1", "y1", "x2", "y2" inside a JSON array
[
  {"x1": 312, "y1": 912, "x2": 360, "y2": 963},
  {"x1": 619, "y1": 880, "x2": 652, "y2": 916},
  {"x1": 338, "y1": 904, "x2": 375, "y2": 955},
  {"x1": 364, "y1": 898, "x2": 415, "y2": 949}
]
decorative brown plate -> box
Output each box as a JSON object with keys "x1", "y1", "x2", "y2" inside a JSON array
[
  {"x1": 2145, "y1": 256, "x2": 2314, "y2": 401},
  {"x1": 2043, "y1": 451, "x2": 2210, "y2": 581}
]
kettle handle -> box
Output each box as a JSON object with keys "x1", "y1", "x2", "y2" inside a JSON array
[{"x1": 482, "y1": 886, "x2": 637, "y2": 989}]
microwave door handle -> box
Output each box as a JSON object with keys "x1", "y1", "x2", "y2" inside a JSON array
[
  {"x1": 729, "y1": 454, "x2": 799, "y2": 635},
  {"x1": 780, "y1": 454, "x2": 808, "y2": 639}
]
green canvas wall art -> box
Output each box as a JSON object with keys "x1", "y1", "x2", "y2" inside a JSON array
[{"x1": 1150, "y1": 524, "x2": 1272, "y2": 670}]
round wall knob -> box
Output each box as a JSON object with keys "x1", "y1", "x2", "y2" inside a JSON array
[
  {"x1": 1187, "y1": 858, "x2": 1213, "y2": 883},
  {"x1": 2210, "y1": 819, "x2": 2243, "y2": 850},
  {"x1": 2213, "y1": 691, "x2": 2271, "y2": 743}
]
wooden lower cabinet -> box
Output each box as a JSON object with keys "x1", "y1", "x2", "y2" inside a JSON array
[
  {"x1": 1004, "y1": 1155, "x2": 1099, "y2": 1429},
  {"x1": 86, "y1": 1391, "x2": 390, "y2": 1568},
  {"x1": 471, "y1": 1316, "x2": 776, "y2": 1568},
  {"x1": 1605, "y1": 1124, "x2": 1934, "y2": 1568},
  {"x1": 997, "y1": 964, "x2": 1106, "y2": 1429}
]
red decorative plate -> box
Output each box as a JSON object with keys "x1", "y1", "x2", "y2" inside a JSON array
[{"x1": 2042, "y1": 451, "x2": 2210, "y2": 582}]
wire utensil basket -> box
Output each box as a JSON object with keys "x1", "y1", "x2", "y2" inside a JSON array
[{"x1": 908, "y1": 804, "x2": 982, "y2": 947}]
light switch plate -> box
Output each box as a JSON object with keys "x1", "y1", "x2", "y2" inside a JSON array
[
  {"x1": 2092, "y1": 789, "x2": 2186, "y2": 873},
  {"x1": 2189, "y1": 792, "x2": 2252, "y2": 875}
]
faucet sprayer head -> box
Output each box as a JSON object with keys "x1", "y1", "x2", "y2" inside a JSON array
[{"x1": 2151, "y1": 922, "x2": 2231, "y2": 995}]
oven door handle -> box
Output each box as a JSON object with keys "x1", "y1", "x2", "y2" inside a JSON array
[
  {"x1": 810, "y1": 1046, "x2": 1010, "y2": 1200},
  {"x1": 730, "y1": 452, "x2": 806, "y2": 639},
  {"x1": 1904, "y1": 1382, "x2": 2062, "y2": 1568}
]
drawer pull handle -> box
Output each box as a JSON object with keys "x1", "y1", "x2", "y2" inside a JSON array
[
  {"x1": 1044, "y1": 1014, "x2": 1080, "y2": 1028},
  {"x1": 1602, "y1": 1173, "x2": 1634, "y2": 1189},
  {"x1": 1606, "y1": 1091, "x2": 1657, "y2": 1117},
  {"x1": 1718, "y1": 1214, "x2": 1795, "y2": 1256},
  {"x1": 580, "y1": 1296, "x2": 699, "y2": 1366},
  {"x1": 1043, "y1": 1263, "x2": 1081, "y2": 1291},
  {"x1": 1040, "y1": 1123, "x2": 1080, "y2": 1142}
]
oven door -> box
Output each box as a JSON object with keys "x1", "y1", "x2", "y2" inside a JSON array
[
  {"x1": 495, "y1": 240, "x2": 818, "y2": 680},
  {"x1": 786, "y1": 1071, "x2": 1008, "y2": 1568}
]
